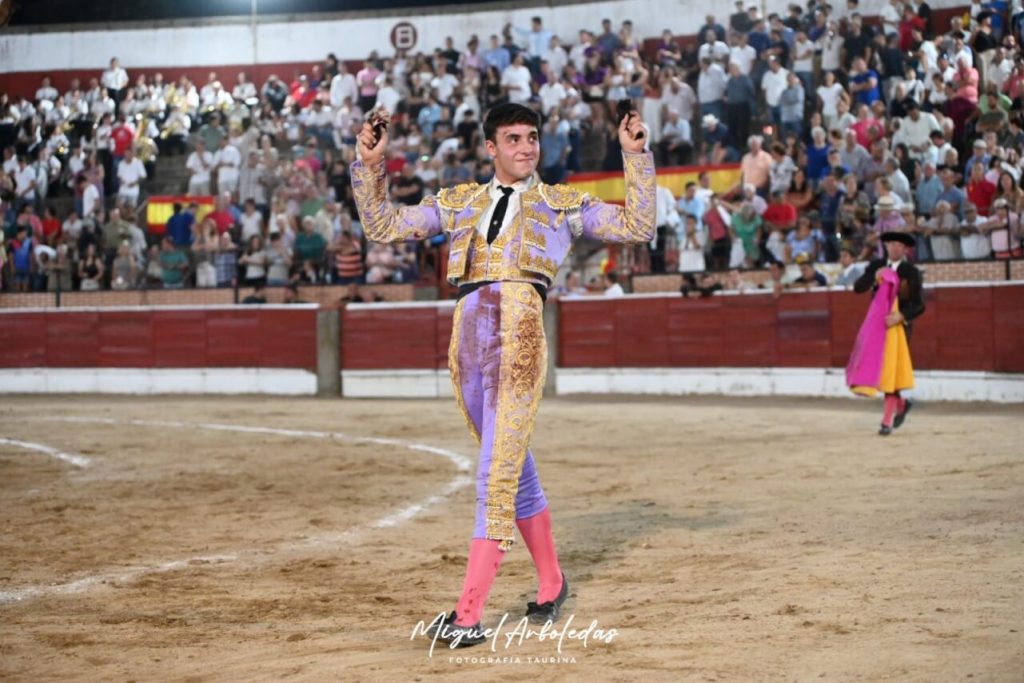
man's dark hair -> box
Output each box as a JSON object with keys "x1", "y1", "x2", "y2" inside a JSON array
[
  {"x1": 605, "y1": 271, "x2": 619, "y2": 284},
  {"x1": 483, "y1": 103, "x2": 541, "y2": 143}
]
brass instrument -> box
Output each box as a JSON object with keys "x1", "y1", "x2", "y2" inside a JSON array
[
  {"x1": 160, "y1": 113, "x2": 187, "y2": 140},
  {"x1": 133, "y1": 113, "x2": 158, "y2": 163}
]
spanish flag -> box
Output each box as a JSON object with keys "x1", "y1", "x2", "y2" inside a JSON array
[{"x1": 146, "y1": 195, "x2": 216, "y2": 234}]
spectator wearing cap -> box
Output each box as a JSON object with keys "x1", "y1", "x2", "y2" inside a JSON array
[
  {"x1": 700, "y1": 114, "x2": 738, "y2": 164},
  {"x1": 788, "y1": 251, "x2": 827, "y2": 288},
  {"x1": 964, "y1": 138, "x2": 991, "y2": 178},
  {"x1": 869, "y1": 195, "x2": 904, "y2": 257}
]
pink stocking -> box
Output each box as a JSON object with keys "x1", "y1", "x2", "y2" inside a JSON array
[
  {"x1": 882, "y1": 393, "x2": 899, "y2": 427},
  {"x1": 453, "y1": 539, "x2": 505, "y2": 626},
  {"x1": 516, "y1": 507, "x2": 564, "y2": 604}
]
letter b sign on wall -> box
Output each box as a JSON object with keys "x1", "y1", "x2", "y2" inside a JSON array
[{"x1": 390, "y1": 22, "x2": 417, "y2": 51}]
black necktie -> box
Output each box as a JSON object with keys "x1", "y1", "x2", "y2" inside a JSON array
[{"x1": 487, "y1": 186, "x2": 514, "y2": 244}]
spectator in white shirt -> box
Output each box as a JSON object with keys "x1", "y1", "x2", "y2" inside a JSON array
[
  {"x1": 658, "y1": 108, "x2": 692, "y2": 166},
  {"x1": 542, "y1": 35, "x2": 569, "y2": 80},
  {"x1": 569, "y1": 30, "x2": 594, "y2": 72},
  {"x1": 116, "y1": 147, "x2": 147, "y2": 207},
  {"x1": 35, "y1": 76, "x2": 59, "y2": 102},
  {"x1": 791, "y1": 31, "x2": 815, "y2": 93},
  {"x1": 698, "y1": 30, "x2": 730, "y2": 65},
  {"x1": 603, "y1": 271, "x2": 625, "y2": 297},
  {"x1": 761, "y1": 57, "x2": 790, "y2": 129},
  {"x1": 538, "y1": 63, "x2": 567, "y2": 115},
  {"x1": 213, "y1": 136, "x2": 241, "y2": 199},
  {"x1": 329, "y1": 63, "x2": 359, "y2": 109},
  {"x1": 891, "y1": 100, "x2": 941, "y2": 161},
  {"x1": 186, "y1": 139, "x2": 214, "y2": 196},
  {"x1": 660, "y1": 71, "x2": 696, "y2": 123},
  {"x1": 501, "y1": 53, "x2": 533, "y2": 104},
  {"x1": 101, "y1": 57, "x2": 129, "y2": 107},
  {"x1": 728, "y1": 33, "x2": 757, "y2": 76},
  {"x1": 80, "y1": 176, "x2": 101, "y2": 220},
  {"x1": 697, "y1": 58, "x2": 728, "y2": 120},
  {"x1": 232, "y1": 72, "x2": 257, "y2": 103},
  {"x1": 14, "y1": 155, "x2": 37, "y2": 211},
  {"x1": 430, "y1": 68, "x2": 460, "y2": 104},
  {"x1": 2, "y1": 146, "x2": 19, "y2": 176}
]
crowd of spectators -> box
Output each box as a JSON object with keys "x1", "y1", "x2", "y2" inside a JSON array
[{"x1": 3, "y1": 1, "x2": 1024, "y2": 294}]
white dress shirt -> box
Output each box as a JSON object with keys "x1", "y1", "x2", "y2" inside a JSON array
[{"x1": 475, "y1": 175, "x2": 536, "y2": 241}]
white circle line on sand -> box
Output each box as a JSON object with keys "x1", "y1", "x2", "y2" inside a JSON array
[
  {"x1": 0, "y1": 437, "x2": 92, "y2": 468},
  {"x1": 0, "y1": 416, "x2": 474, "y2": 605}
]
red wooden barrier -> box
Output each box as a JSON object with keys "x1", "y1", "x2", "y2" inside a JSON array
[
  {"x1": 336, "y1": 285, "x2": 1019, "y2": 373},
  {"x1": 0, "y1": 307, "x2": 318, "y2": 370}
]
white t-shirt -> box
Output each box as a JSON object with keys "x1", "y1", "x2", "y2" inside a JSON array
[
  {"x1": 117, "y1": 158, "x2": 147, "y2": 189},
  {"x1": 539, "y1": 82, "x2": 567, "y2": 115},
  {"x1": 186, "y1": 150, "x2": 213, "y2": 183},
  {"x1": 15, "y1": 165, "x2": 36, "y2": 199},
  {"x1": 761, "y1": 68, "x2": 790, "y2": 106},
  {"x1": 82, "y1": 183, "x2": 100, "y2": 218},
  {"x1": 792, "y1": 39, "x2": 815, "y2": 72},
  {"x1": 214, "y1": 145, "x2": 241, "y2": 181},
  {"x1": 374, "y1": 86, "x2": 402, "y2": 114},
  {"x1": 697, "y1": 64, "x2": 727, "y2": 103},
  {"x1": 232, "y1": 82, "x2": 257, "y2": 101},
  {"x1": 604, "y1": 283, "x2": 625, "y2": 297},
  {"x1": 330, "y1": 73, "x2": 359, "y2": 108},
  {"x1": 698, "y1": 41, "x2": 730, "y2": 63},
  {"x1": 239, "y1": 211, "x2": 264, "y2": 242},
  {"x1": 430, "y1": 73, "x2": 460, "y2": 103},
  {"x1": 501, "y1": 65, "x2": 533, "y2": 104},
  {"x1": 816, "y1": 83, "x2": 845, "y2": 118},
  {"x1": 729, "y1": 45, "x2": 757, "y2": 75}
]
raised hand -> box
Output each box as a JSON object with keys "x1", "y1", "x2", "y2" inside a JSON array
[
  {"x1": 356, "y1": 110, "x2": 391, "y2": 166},
  {"x1": 617, "y1": 107, "x2": 646, "y2": 154}
]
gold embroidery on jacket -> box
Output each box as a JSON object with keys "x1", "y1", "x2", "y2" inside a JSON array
[
  {"x1": 448, "y1": 298, "x2": 481, "y2": 444},
  {"x1": 486, "y1": 283, "x2": 547, "y2": 549}
]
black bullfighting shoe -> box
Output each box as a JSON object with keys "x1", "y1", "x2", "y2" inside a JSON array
[
  {"x1": 878, "y1": 424, "x2": 892, "y2": 436},
  {"x1": 425, "y1": 611, "x2": 487, "y2": 647},
  {"x1": 525, "y1": 573, "x2": 569, "y2": 625},
  {"x1": 893, "y1": 400, "x2": 913, "y2": 429}
]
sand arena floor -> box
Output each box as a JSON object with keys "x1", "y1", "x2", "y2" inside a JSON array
[{"x1": 0, "y1": 395, "x2": 1022, "y2": 682}]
